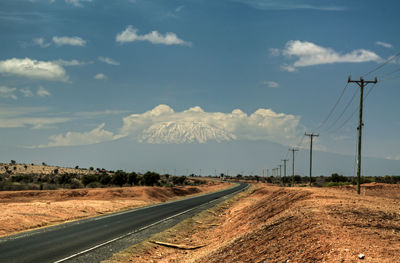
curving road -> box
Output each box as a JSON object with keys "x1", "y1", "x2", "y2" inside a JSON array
[{"x1": 0, "y1": 182, "x2": 247, "y2": 263}]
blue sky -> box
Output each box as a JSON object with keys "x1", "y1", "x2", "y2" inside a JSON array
[{"x1": 1, "y1": 0, "x2": 400, "y2": 176}]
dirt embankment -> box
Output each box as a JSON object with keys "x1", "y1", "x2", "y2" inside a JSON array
[
  {"x1": 0, "y1": 181, "x2": 229, "y2": 237},
  {"x1": 106, "y1": 183, "x2": 400, "y2": 263}
]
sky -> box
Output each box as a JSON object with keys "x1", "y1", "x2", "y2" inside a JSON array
[{"x1": 1, "y1": 0, "x2": 400, "y2": 176}]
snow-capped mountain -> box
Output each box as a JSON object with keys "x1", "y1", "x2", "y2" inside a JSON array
[{"x1": 140, "y1": 121, "x2": 235, "y2": 144}]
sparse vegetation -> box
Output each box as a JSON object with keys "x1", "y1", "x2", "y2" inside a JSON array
[{"x1": 0, "y1": 163, "x2": 195, "y2": 191}]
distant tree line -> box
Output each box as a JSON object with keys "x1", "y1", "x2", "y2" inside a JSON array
[
  {"x1": 0, "y1": 170, "x2": 197, "y2": 191},
  {"x1": 225, "y1": 173, "x2": 400, "y2": 187}
]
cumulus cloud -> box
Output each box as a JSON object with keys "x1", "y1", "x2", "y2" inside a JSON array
[
  {"x1": 35, "y1": 105, "x2": 301, "y2": 147},
  {"x1": 233, "y1": 0, "x2": 345, "y2": 11},
  {"x1": 376, "y1": 41, "x2": 393, "y2": 49},
  {"x1": 269, "y1": 48, "x2": 280, "y2": 56},
  {"x1": 0, "y1": 57, "x2": 68, "y2": 81},
  {"x1": 52, "y1": 36, "x2": 86, "y2": 46},
  {"x1": 263, "y1": 81, "x2": 279, "y2": 88},
  {"x1": 33, "y1": 37, "x2": 51, "y2": 48},
  {"x1": 98, "y1": 57, "x2": 120, "y2": 66},
  {"x1": 94, "y1": 73, "x2": 107, "y2": 80},
  {"x1": 50, "y1": 0, "x2": 92, "y2": 7},
  {"x1": 37, "y1": 86, "x2": 51, "y2": 97},
  {"x1": 279, "y1": 40, "x2": 381, "y2": 71},
  {"x1": 53, "y1": 59, "x2": 88, "y2": 66},
  {"x1": 116, "y1": 25, "x2": 191, "y2": 46},
  {"x1": 34, "y1": 123, "x2": 115, "y2": 148},
  {"x1": 0, "y1": 86, "x2": 17, "y2": 100}
]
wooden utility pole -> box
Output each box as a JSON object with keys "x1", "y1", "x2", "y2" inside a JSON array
[
  {"x1": 305, "y1": 132, "x2": 319, "y2": 186},
  {"x1": 348, "y1": 76, "x2": 377, "y2": 194},
  {"x1": 289, "y1": 148, "x2": 298, "y2": 186},
  {"x1": 282, "y1": 159, "x2": 288, "y2": 185}
]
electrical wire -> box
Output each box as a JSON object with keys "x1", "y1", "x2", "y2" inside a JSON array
[
  {"x1": 332, "y1": 83, "x2": 377, "y2": 132},
  {"x1": 324, "y1": 88, "x2": 358, "y2": 131},
  {"x1": 379, "y1": 66, "x2": 400, "y2": 78},
  {"x1": 380, "y1": 74, "x2": 400, "y2": 82},
  {"x1": 315, "y1": 82, "x2": 349, "y2": 131},
  {"x1": 362, "y1": 52, "x2": 400, "y2": 77}
]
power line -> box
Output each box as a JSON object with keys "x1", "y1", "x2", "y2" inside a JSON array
[
  {"x1": 362, "y1": 52, "x2": 400, "y2": 77},
  {"x1": 333, "y1": 83, "x2": 377, "y2": 132},
  {"x1": 379, "y1": 66, "x2": 400, "y2": 78},
  {"x1": 324, "y1": 88, "x2": 358, "y2": 131},
  {"x1": 315, "y1": 82, "x2": 349, "y2": 131}
]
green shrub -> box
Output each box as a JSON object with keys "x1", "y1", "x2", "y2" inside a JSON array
[
  {"x1": 142, "y1": 172, "x2": 160, "y2": 186},
  {"x1": 111, "y1": 170, "x2": 128, "y2": 186},
  {"x1": 82, "y1": 174, "x2": 98, "y2": 186}
]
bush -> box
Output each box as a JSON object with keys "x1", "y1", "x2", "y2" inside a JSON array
[
  {"x1": 111, "y1": 170, "x2": 128, "y2": 186},
  {"x1": 57, "y1": 174, "x2": 73, "y2": 185},
  {"x1": 69, "y1": 178, "x2": 83, "y2": 189},
  {"x1": 172, "y1": 176, "x2": 186, "y2": 185},
  {"x1": 128, "y1": 172, "x2": 139, "y2": 186},
  {"x1": 82, "y1": 174, "x2": 98, "y2": 186},
  {"x1": 328, "y1": 173, "x2": 348, "y2": 183},
  {"x1": 86, "y1": 182, "x2": 102, "y2": 188},
  {"x1": 142, "y1": 172, "x2": 160, "y2": 186},
  {"x1": 99, "y1": 174, "x2": 111, "y2": 185}
]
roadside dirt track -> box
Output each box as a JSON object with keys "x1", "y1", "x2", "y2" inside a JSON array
[{"x1": 105, "y1": 183, "x2": 400, "y2": 263}]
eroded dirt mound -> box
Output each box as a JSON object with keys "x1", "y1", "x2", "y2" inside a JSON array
[{"x1": 107, "y1": 183, "x2": 400, "y2": 263}]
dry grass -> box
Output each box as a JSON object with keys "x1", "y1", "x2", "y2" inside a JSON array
[{"x1": 105, "y1": 183, "x2": 400, "y2": 263}]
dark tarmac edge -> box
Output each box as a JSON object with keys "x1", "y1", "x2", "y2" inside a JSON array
[{"x1": 62, "y1": 183, "x2": 249, "y2": 263}]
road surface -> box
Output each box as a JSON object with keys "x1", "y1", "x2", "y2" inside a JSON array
[{"x1": 0, "y1": 182, "x2": 247, "y2": 263}]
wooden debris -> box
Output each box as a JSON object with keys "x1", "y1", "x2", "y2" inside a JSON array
[{"x1": 149, "y1": 240, "x2": 206, "y2": 250}]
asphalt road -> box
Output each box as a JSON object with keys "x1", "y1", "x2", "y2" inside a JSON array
[{"x1": 0, "y1": 182, "x2": 247, "y2": 263}]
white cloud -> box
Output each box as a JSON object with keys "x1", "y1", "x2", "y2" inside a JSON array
[
  {"x1": 0, "y1": 104, "x2": 70, "y2": 129},
  {"x1": 94, "y1": 73, "x2": 107, "y2": 80},
  {"x1": 73, "y1": 109, "x2": 129, "y2": 118},
  {"x1": 385, "y1": 155, "x2": 400, "y2": 161},
  {"x1": 0, "y1": 86, "x2": 17, "y2": 100},
  {"x1": 64, "y1": 0, "x2": 92, "y2": 7},
  {"x1": 52, "y1": 36, "x2": 86, "y2": 46},
  {"x1": 0, "y1": 57, "x2": 68, "y2": 81},
  {"x1": 280, "y1": 40, "x2": 381, "y2": 71},
  {"x1": 376, "y1": 41, "x2": 393, "y2": 49},
  {"x1": 269, "y1": 48, "x2": 280, "y2": 56},
  {"x1": 4, "y1": 117, "x2": 70, "y2": 129},
  {"x1": 37, "y1": 86, "x2": 51, "y2": 97},
  {"x1": 263, "y1": 81, "x2": 279, "y2": 88},
  {"x1": 98, "y1": 57, "x2": 120, "y2": 66},
  {"x1": 233, "y1": 0, "x2": 345, "y2": 11},
  {"x1": 53, "y1": 59, "x2": 88, "y2": 66},
  {"x1": 280, "y1": 64, "x2": 297, "y2": 72},
  {"x1": 20, "y1": 88, "x2": 34, "y2": 97},
  {"x1": 33, "y1": 105, "x2": 302, "y2": 147},
  {"x1": 116, "y1": 25, "x2": 191, "y2": 46},
  {"x1": 34, "y1": 123, "x2": 116, "y2": 148},
  {"x1": 33, "y1": 37, "x2": 51, "y2": 48},
  {"x1": 175, "y1": 5, "x2": 184, "y2": 12}
]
